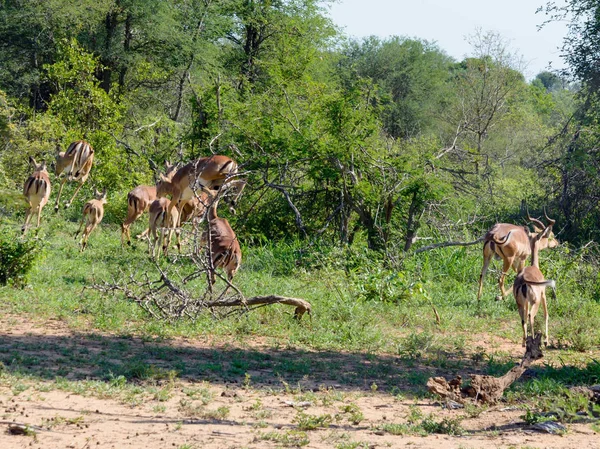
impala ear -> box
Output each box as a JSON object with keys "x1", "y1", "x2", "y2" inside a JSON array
[
  {"x1": 159, "y1": 173, "x2": 169, "y2": 182},
  {"x1": 532, "y1": 224, "x2": 543, "y2": 233},
  {"x1": 29, "y1": 156, "x2": 37, "y2": 166}
]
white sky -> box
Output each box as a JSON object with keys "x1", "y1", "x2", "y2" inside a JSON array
[{"x1": 326, "y1": 0, "x2": 569, "y2": 79}]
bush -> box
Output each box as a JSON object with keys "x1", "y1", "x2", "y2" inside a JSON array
[{"x1": 0, "y1": 231, "x2": 42, "y2": 287}]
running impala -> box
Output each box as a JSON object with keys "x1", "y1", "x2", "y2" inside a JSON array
[
  {"x1": 75, "y1": 189, "x2": 107, "y2": 251},
  {"x1": 54, "y1": 140, "x2": 94, "y2": 211},
  {"x1": 22, "y1": 157, "x2": 51, "y2": 235}
]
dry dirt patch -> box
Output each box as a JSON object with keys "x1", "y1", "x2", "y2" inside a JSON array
[{"x1": 0, "y1": 315, "x2": 599, "y2": 448}]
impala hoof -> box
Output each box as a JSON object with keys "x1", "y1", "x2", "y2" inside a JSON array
[
  {"x1": 65, "y1": 203, "x2": 71, "y2": 209},
  {"x1": 495, "y1": 295, "x2": 504, "y2": 301},
  {"x1": 54, "y1": 205, "x2": 59, "y2": 213}
]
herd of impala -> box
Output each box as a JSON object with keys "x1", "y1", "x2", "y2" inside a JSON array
[
  {"x1": 20, "y1": 140, "x2": 559, "y2": 346},
  {"x1": 22, "y1": 140, "x2": 244, "y2": 284}
]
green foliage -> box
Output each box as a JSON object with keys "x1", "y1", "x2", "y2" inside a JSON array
[{"x1": 0, "y1": 231, "x2": 42, "y2": 287}]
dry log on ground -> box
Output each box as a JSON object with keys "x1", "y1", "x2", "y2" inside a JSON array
[
  {"x1": 427, "y1": 334, "x2": 544, "y2": 404},
  {"x1": 206, "y1": 295, "x2": 312, "y2": 319}
]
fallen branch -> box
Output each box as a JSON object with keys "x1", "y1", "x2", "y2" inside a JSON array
[
  {"x1": 414, "y1": 236, "x2": 484, "y2": 254},
  {"x1": 427, "y1": 334, "x2": 544, "y2": 404},
  {"x1": 207, "y1": 295, "x2": 312, "y2": 319}
]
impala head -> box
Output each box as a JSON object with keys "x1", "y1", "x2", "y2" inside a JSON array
[
  {"x1": 156, "y1": 161, "x2": 178, "y2": 197},
  {"x1": 54, "y1": 144, "x2": 69, "y2": 175},
  {"x1": 527, "y1": 207, "x2": 558, "y2": 248},
  {"x1": 94, "y1": 188, "x2": 108, "y2": 204},
  {"x1": 29, "y1": 156, "x2": 47, "y2": 173}
]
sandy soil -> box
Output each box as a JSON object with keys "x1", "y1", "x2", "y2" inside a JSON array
[{"x1": 1, "y1": 316, "x2": 599, "y2": 449}]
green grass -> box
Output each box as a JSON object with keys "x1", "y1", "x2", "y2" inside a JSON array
[{"x1": 0, "y1": 213, "x2": 600, "y2": 417}]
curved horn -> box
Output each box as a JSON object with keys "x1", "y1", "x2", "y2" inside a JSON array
[
  {"x1": 526, "y1": 206, "x2": 546, "y2": 231},
  {"x1": 543, "y1": 207, "x2": 556, "y2": 227}
]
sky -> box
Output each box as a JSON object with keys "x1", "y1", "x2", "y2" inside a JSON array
[{"x1": 326, "y1": 0, "x2": 569, "y2": 78}]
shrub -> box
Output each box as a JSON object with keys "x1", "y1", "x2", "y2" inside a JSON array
[{"x1": 0, "y1": 231, "x2": 42, "y2": 287}]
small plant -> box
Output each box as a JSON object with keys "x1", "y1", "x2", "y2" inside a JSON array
[
  {"x1": 258, "y1": 430, "x2": 310, "y2": 447},
  {"x1": 335, "y1": 403, "x2": 364, "y2": 425},
  {"x1": 0, "y1": 231, "x2": 41, "y2": 287},
  {"x1": 378, "y1": 423, "x2": 412, "y2": 435},
  {"x1": 294, "y1": 411, "x2": 333, "y2": 430},
  {"x1": 420, "y1": 415, "x2": 465, "y2": 436},
  {"x1": 202, "y1": 406, "x2": 230, "y2": 420}
]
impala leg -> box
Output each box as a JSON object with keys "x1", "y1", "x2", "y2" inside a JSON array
[
  {"x1": 54, "y1": 178, "x2": 67, "y2": 212},
  {"x1": 497, "y1": 257, "x2": 514, "y2": 301},
  {"x1": 36, "y1": 204, "x2": 43, "y2": 228},
  {"x1": 22, "y1": 206, "x2": 33, "y2": 235},
  {"x1": 65, "y1": 181, "x2": 85, "y2": 209},
  {"x1": 521, "y1": 300, "x2": 529, "y2": 347},
  {"x1": 542, "y1": 290, "x2": 549, "y2": 347},
  {"x1": 529, "y1": 299, "x2": 541, "y2": 347},
  {"x1": 74, "y1": 216, "x2": 86, "y2": 239},
  {"x1": 477, "y1": 242, "x2": 493, "y2": 300},
  {"x1": 136, "y1": 228, "x2": 150, "y2": 239}
]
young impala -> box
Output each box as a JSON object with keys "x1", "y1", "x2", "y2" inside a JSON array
[
  {"x1": 120, "y1": 162, "x2": 178, "y2": 247},
  {"x1": 54, "y1": 140, "x2": 94, "y2": 212},
  {"x1": 75, "y1": 189, "x2": 107, "y2": 251},
  {"x1": 513, "y1": 215, "x2": 557, "y2": 347},
  {"x1": 477, "y1": 210, "x2": 558, "y2": 301},
  {"x1": 148, "y1": 197, "x2": 180, "y2": 259},
  {"x1": 22, "y1": 157, "x2": 51, "y2": 235},
  {"x1": 165, "y1": 155, "x2": 245, "y2": 228}
]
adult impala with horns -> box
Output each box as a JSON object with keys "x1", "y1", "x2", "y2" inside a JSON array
[
  {"x1": 477, "y1": 209, "x2": 558, "y2": 301},
  {"x1": 165, "y1": 154, "x2": 245, "y2": 227}
]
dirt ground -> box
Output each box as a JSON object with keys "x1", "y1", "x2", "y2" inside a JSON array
[{"x1": 1, "y1": 316, "x2": 599, "y2": 449}]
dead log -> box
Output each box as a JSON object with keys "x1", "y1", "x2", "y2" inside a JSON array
[
  {"x1": 206, "y1": 295, "x2": 312, "y2": 319},
  {"x1": 427, "y1": 334, "x2": 544, "y2": 404}
]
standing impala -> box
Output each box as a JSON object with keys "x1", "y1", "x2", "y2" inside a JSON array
[
  {"x1": 54, "y1": 140, "x2": 95, "y2": 212},
  {"x1": 477, "y1": 210, "x2": 558, "y2": 301},
  {"x1": 22, "y1": 157, "x2": 51, "y2": 235},
  {"x1": 202, "y1": 192, "x2": 242, "y2": 285},
  {"x1": 513, "y1": 216, "x2": 556, "y2": 347},
  {"x1": 165, "y1": 155, "x2": 245, "y2": 228},
  {"x1": 120, "y1": 162, "x2": 178, "y2": 246},
  {"x1": 75, "y1": 189, "x2": 107, "y2": 251}
]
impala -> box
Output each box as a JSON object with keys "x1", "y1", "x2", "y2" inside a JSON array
[
  {"x1": 477, "y1": 210, "x2": 558, "y2": 301},
  {"x1": 75, "y1": 189, "x2": 107, "y2": 251},
  {"x1": 165, "y1": 155, "x2": 245, "y2": 228},
  {"x1": 22, "y1": 157, "x2": 51, "y2": 235},
  {"x1": 202, "y1": 192, "x2": 242, "y2": 285},
  {"x1": 54, "y1": 140, "x2": 94, "y2": 212},
  {"x1": 120, "y1": 162, "x2": 178, "y2": 247},
  {"x1": 513, "y1": 216, "x2": 556, "y2": 347},
  {"x1": 148, "y1": 197, "x2": 180, "y2": 259}
]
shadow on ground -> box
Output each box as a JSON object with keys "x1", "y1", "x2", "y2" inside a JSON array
[
  {"x1": 0, "y1": 331, "x2": 506, "y2": 393},
  {"x1": 1, "y1": 331, "x2": 597, "y2": 394}
]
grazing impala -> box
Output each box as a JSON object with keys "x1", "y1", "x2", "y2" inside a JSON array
[
  {"x1": 165, "y1": 155, "x2": 245, "y2": 228},
  {"x1": 202, "y1": 192, "x2": 242, "y2": 285},
  {"x1": 148, "y1": 197, "x2": 180, "y2": 259},
  {"x1": 513, "y1": 216, "x2": 556, "y2": 347},
  {"x1": 477, "y1": 210, "x2": 558, "y2": 301},
  {"x1": 75, "y1": 189, "x2": 107, "y2": 251},
  {"x1": 120, "y1": 162, "x2": 178, "y2": 247},
  {"x1": 22, "y1": 157, "x2": 51, "y2": 235},
  {"x1": 54, "y1": 140, "x2": 94, "y2": 212}
]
